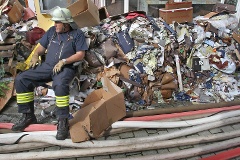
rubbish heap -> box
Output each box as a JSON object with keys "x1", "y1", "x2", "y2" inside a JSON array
[
  {"x1": 63, "y1": 9, "x2": 240, "y2": 112},
  {"x1": 0, "y1": 1, "x2": 240, "y2": 114},
  {"x1": 0, "y1": 0, "x2": 43, "y2": 110}
]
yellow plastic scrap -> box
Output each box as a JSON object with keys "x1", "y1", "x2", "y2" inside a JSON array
[{"x1": 16, "y1": 62, "x2": 27, "y2": 71}]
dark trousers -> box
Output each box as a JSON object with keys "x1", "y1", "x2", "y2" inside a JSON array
[{"x1": 14, "y1": 62, "x2": 75, "y2": 118}]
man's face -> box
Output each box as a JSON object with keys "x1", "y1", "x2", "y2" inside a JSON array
[{"x1": 54, "y1": 21, "x2": 65, "y2": 33}]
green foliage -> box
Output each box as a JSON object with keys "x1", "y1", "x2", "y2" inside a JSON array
[
  {"x1": 0, "y1": 81, "x2": 10, "y2": 97},
  {"x1": 225, "y1": 0, "x2": 237, "y2": 5},
  {"x1": 0, "y1": 53, "x2": 10, "y2": 97},
  {"x1": 0, "y1": 56, "x2": 4, "y2": 79}
]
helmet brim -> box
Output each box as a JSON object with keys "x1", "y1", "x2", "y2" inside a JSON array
[{"x1": 51, "y1": 18, "x2": 74, "y2": 23}]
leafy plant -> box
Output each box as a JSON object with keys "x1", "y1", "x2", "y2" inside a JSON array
[
  {"x1": 0, "y1": 81, "x2": 10, "y2": 97},
  {"x1": 225, "y1": 0, "x2": 237, "y2": 5},
  {"x1": 0, "y1": 56, "x2": 4, "y2": 79},
  {"x1": 0, "y1": 56, "x2": 10, "y2": 97}
]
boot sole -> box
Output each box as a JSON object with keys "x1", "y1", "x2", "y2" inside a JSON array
[{"x1": 11, "y1": 119, "x2": 38, "y2": 131}]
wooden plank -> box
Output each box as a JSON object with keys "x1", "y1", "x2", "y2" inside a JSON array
[
  {"x1": 3, "y1": 64, "x2": 10, "y2": 73},
  {"x1": 0, "y1": 44, "x2": 15, "y2": 50},
  {"x1": 8, "y1": 57, "x2": 13, "y2": 67},
  {"x1": 0, "y1": 51, "x2": 14, "y2": 58},
  {"x1": 0, "y1": 81, "x2": 14, "y2": 111},
  {"x1": 3, "y1": 62, "x2": 16, "y2": 76},
  {"x1": 0, "y1": 38, "x2": 16, "y2": 44}
]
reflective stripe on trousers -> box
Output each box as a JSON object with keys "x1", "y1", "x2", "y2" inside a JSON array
[{"x1": 16, "y1": 92, "x2": 34, "y2": 104}]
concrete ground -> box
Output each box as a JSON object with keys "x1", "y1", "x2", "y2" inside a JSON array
[{"x1": 1, "y1": 97, "x2": 240, "y2": 160}]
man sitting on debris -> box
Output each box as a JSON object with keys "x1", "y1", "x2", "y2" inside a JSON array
[{"x1": 12, "y1": 7, "x2": 88, "y2": 140}]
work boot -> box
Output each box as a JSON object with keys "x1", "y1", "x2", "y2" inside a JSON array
[
  {"x1": 56, "y1": 118, "x2": 69, "y2": 140},
  {"x1": 11, "y1": 113, "x2": 37, "y2": 131}
]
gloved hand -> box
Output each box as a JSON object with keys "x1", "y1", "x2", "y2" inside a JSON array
[
  {"x1": 53, "y1": 60, "x2": 65, "y2": 74},
  {"x1": 29, "y1": 54, "x2": 41, "y2": 68}
]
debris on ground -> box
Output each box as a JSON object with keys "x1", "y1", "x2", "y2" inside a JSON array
[{"x1": 0, "y1": 1, "x2": 240, "y2": 117}]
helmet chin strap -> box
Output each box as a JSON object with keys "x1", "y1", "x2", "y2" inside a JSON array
[{"x1": 62, "y1": 24, "x2": 68, "y2": 32}]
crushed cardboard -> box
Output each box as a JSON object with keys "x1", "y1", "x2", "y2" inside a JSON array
[{"x1": 69, "y1": 76, "x2": 126, "y2": 143}]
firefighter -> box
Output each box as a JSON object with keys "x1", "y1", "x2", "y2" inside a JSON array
[{"x1": 12, "y1": 7, "x2": 88, "y2": 140}]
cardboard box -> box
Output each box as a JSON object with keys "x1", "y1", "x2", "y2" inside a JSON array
[
  {"x1": 159, "y1": 7, "x2": 193, "y2": 24},
  {"x1": 69, "y1": 76, "x2": 126, "y2": 143},
  {"x1": 67, "y1": 0, "x2": 100, "y2": 28},
  {"x1": 233, "y1": 32, "x2": 240, "y2": 44},
  {"x1": 7, "y1": 0, "x2": 24, "y2": 24},
  {"x1": 165, "y1": 1, "x2": 192, "y2": 10}
]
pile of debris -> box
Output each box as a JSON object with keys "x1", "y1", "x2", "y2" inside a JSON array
[
  {"x1": 0, "y1": 0, "x2": 42, "y2": 110},
  {"x1": 62, "y1": 6, "x2": 240, "y2": 112},
  {"x1": 0, "y1": 1, "x2": 240, "y2": 114}
]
